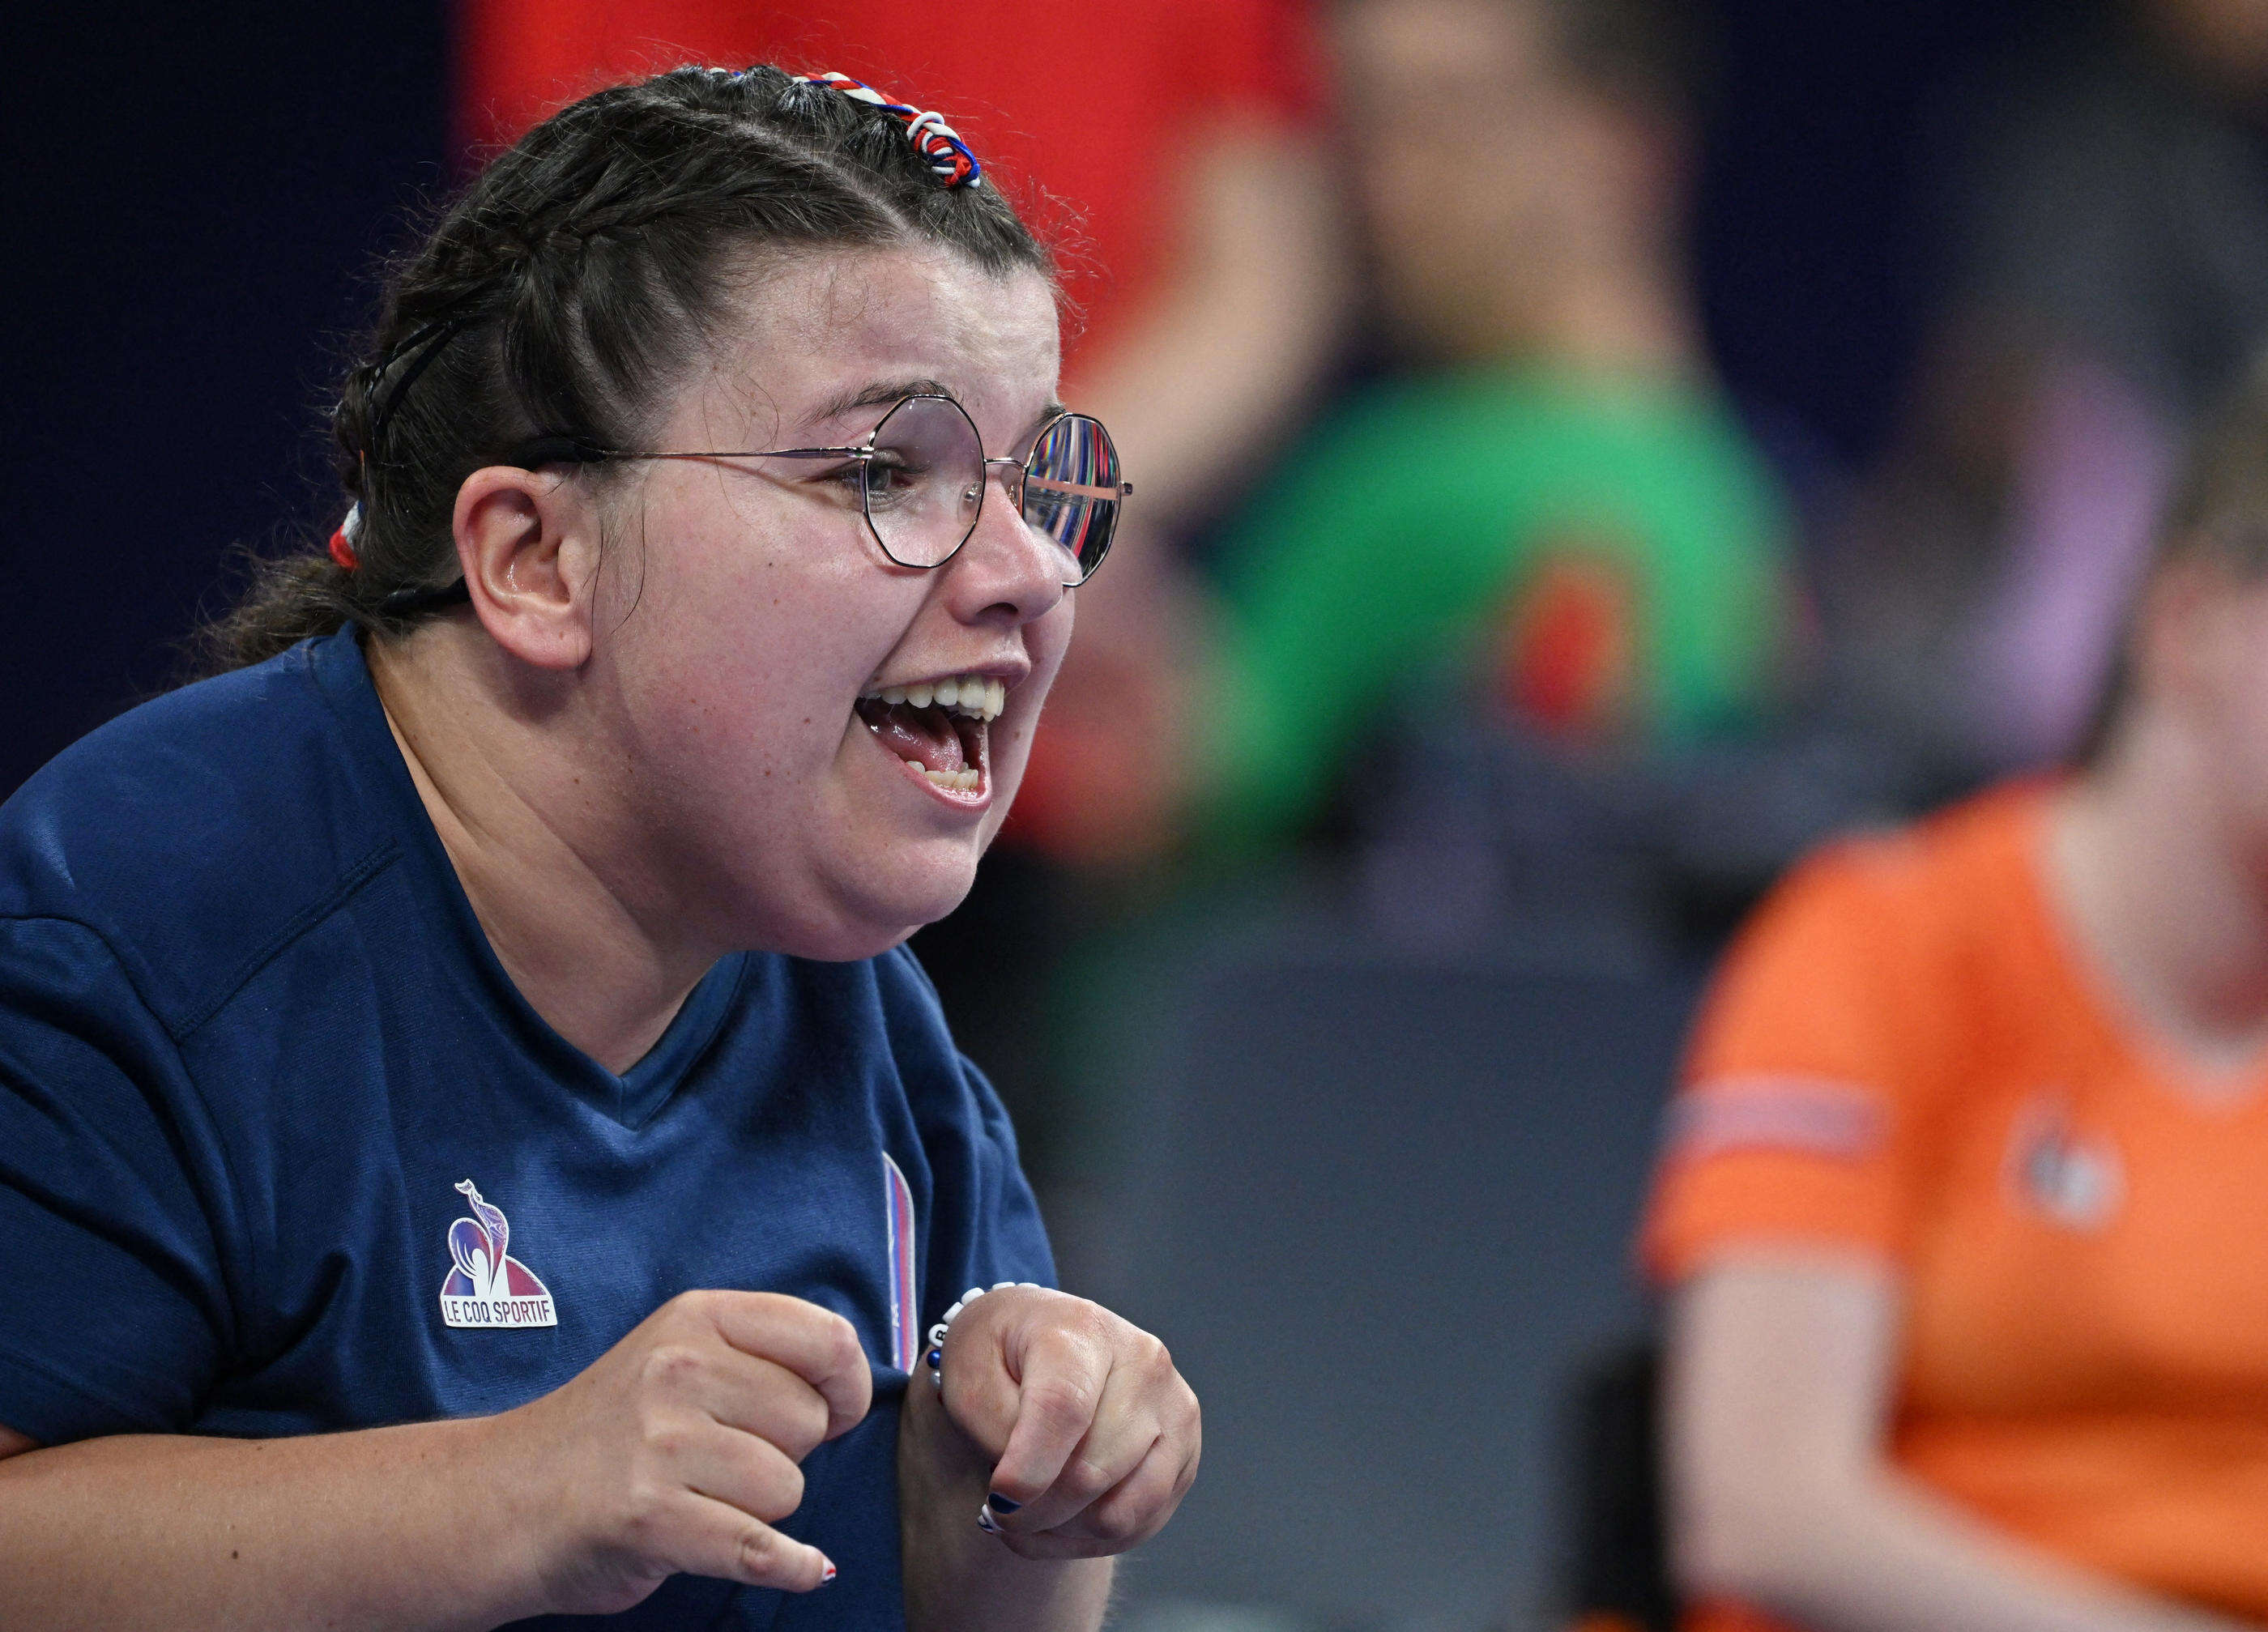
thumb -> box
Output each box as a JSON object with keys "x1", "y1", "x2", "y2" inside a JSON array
[{"x1": 937, "y1": 1299, "x2": 1026, "y2": 1459}]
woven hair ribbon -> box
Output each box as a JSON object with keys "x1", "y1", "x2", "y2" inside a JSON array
[{"x1": 795, "y1": 70, "x2": 984, "y2": 190}]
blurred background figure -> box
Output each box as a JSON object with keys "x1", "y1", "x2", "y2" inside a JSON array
[
  {"x1": 1196, "y1": 0, "x2": 1799, "y2": 963},
  {"x1": 1208, "y1": 0, "x2": 1787, "y2": 842},
  {"x1": 1647, "y1": 357, "x2": 2268, "y2": 1632},
  {"x1": 1830, "y1": 0, "x2": 2268, "y2": 776}
]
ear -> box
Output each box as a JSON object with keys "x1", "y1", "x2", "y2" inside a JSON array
[{"x1": 450, "y1": 465, "x2": 601, "y2": 671}]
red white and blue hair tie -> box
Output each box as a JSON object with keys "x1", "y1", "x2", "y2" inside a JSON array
[
  {"x1": 795, "y1": 70, "x2": 984, "y2": 190},
  {"x1": 328, "y1": 501, "x2": 364, "y2": 571}
]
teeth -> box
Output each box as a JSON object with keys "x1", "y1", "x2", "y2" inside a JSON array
[
  {"x1": 859, "y1": 673, "x2": 1008, "y2": 723},
  {"x1": 902, "y1": 756, "x2": 982, "y2": 793}
]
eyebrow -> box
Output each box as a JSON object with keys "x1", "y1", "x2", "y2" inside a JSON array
[
  {"x1": 816, "y1": 378, "x2": 957, "y2": 420},
  {"x1": 812, "y1": 379, "x2": 1075, "y2": 446}
]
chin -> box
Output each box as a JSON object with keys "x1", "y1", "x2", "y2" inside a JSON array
[{"x1": 772, "y1": 854, "x2": 979, "y2": 962}]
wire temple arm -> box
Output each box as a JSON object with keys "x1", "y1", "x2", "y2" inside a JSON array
[{"x1": 506, "y1": 436, "x2": 867, "y2": 467}]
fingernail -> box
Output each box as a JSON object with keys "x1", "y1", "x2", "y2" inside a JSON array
[
  {"x1": 820, "y1": 1554, "x2": 838, "y2": 1585},
  {"x1": 976, "y1": 1504, "x2": 1004, "y2": 1536},
  {"x1": 986, "y1": 1492, "x2": 1022, "y2": 1515}
]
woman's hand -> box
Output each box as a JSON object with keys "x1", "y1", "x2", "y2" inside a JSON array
[
  {"x1": 498, "y1": 1289, "x2": 872, "y2": 1614},
  {"x1": 935, "y1": 1287, "x2": 1200, "y2": 1559}
]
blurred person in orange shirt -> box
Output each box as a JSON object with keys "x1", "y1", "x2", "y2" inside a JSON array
[{"x1": 1642, "y1": 360, "x2": 2268, "y2": 1632}]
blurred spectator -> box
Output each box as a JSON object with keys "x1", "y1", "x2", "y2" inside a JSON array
[
  {"x1": 1196, "y1": 0, "x2": 1793, "y2": 864},
  {"x1": 1645, "y1": 359, "x2": 2268, "y2": 1632},
  {"x1": 1829, "y1": 0, "x2": 2268, "y2": 774}
]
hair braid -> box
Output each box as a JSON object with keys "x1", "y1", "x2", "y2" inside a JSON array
[{"x1": 198, "y1": 63, "x2": 1051, "y2": 673}]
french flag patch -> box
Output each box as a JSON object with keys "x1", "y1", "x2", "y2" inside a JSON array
[{"x1": 883, "y1": 1153, "x2": 919, "y2": 1373}]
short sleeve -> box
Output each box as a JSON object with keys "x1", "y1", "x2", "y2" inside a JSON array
[
  {"x1": 876, "y1": 947, "x2": 1055, "y2": 1323},
  {"x1": 919, "y1": 1053, "x2": 1056, "y2": 1316},
  {"x1": 0, "y1": 919, "x2": 231, "y2": 1442},
  {"x1": 1639, "y1": 842, "x2": 1960, "y2": 1284}
]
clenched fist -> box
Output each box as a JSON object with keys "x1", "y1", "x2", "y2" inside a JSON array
[
  {"x1": 495, "y1": 1289, "x2": 872, "y2": 1615},
  {"x1": 930, "y1": 1287, "x2": 1200, "y2": 1559}
]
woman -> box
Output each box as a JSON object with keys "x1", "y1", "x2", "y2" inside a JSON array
[
  {"x1": 1643, "y1": 360, "x2": 2268, "y2": 1630},
  {"x1": 0, "y1": 66, "x2": 1196, "y2": 1630}
]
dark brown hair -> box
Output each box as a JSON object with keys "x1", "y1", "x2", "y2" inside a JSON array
[{"x1": 198, "y1": 64, "x2": 1051, "y2": 672}]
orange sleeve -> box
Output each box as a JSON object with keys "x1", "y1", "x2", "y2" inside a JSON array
[{"x1": 1640, "y1": 837, "x2": 1962, "y2": 1284}]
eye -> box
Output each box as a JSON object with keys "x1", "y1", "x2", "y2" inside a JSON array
[
  {"x1": 860, "y1": 450, "x2": 933, "y2": 511},
  {"x1": 813, "y1": 459, "x2": 872, "y2": 503}
]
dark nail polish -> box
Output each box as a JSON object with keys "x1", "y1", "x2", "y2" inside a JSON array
[
  {"x1": 976, "y1": 1504, "x2": 1003, "y2": 1535},
  {"x1": 986, "y1": 1492, "x2": 1022, "y2": 1515}
]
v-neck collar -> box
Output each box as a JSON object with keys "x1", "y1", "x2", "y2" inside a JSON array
[
  {"x1": 2015, "y1": 782, "x2": 2268, "y2": 1110},
  {"x1": 309, "y1": 628, "x2": 747, "y2": 1129}
]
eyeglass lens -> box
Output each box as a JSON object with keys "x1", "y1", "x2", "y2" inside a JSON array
[{"x1": 863, "y1": 397, "x2": 1121, "y2": 584}]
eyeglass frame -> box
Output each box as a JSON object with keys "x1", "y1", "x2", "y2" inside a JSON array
[
  {"x1": 376, "y1": 394, "x2": 1130, "y2": 618},
  {"x1": 512, "y1": 392, "x2": 1129, "y2": 586}
]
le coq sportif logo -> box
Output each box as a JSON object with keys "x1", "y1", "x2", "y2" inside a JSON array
[{"x1": 439, "y1": 1179, "x2": 557, "y2": 1328}]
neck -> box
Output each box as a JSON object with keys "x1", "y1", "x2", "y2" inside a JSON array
[
  {"x1": 367, "y1": 626, "x2": 715, "y2": 1075},
  {"x1": 1457, "y1": 250, "x2": 1702, "y2": 378},
  {"x1": 2052, "y1": 709, "x2": 2268, "y2": 1072}
]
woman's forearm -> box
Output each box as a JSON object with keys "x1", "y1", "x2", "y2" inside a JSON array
[
  {"x1": 1668, "y1": 1263, "x2": 2253, "y2": 1632},
  {"x1": 0, "y1": 1418, "x2": 548, "y2": 1632},
  {"x1": 1685, "y1": 1459, "x2": 2250, "y2": 1632},
  {"x1": 897, "y1": 1374, "x2": 1113, "y2": 1632}
]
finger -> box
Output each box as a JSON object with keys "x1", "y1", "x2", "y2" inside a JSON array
[
  {"x1": 988, "y1": 1322, "x2": 1190, "y2": 1535},
  {"x1": 1040, "y1": 1431, "x2": 1189, "y2": 1551},
  {"x1": 986, "y1": 1375, "x2": 1155, "y2": 1536},
  {"x1": 667, "y1": 1490, "x2": 839, "y2": 1592},
  {"x1": 666, "y1": 1417, "x2": 807, "y2": 1528},
  {"x1": 639, "y1": 1340, "x2": 833, "y2": 1463},
  {"x1": 978, "y1": 1322, "x2": 1112, "y2": 1516},
  {"x1": 688, "y1": 1291, "x2": 873, "y2": 1439},
  {"x1": 938, "y1": 1325, "x2": 1023, "y2": 1462},
  {"x1": 978, "y1": 1423, "x2": 1197, "y2": 1562}
]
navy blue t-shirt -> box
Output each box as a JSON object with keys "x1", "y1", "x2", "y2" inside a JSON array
[{"x1": 0, "y1": 628, "x2": 1054, "y2": 1629}]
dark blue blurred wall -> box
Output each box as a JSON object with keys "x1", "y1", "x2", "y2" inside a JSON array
[
  {"x1": 2, "y1": 0, "x2": 2053, "y2": 797},
  {"x1": 3, "y1": 2, "x2": 449, "y2": 795},
  {"x1": 1695, "y1": 0, "x2": 2065, "y2": 466}
]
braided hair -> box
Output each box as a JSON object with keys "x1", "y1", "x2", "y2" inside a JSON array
[{"x1": 200, "y1": 65, "x2": 1051, "y2": 671}]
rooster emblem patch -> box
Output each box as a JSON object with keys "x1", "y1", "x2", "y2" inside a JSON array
[{"x1": 439, "y1": 1179, "x2": 556, "y2": 1328}]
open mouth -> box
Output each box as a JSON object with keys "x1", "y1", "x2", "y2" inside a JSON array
[{"x1": 854, "y1": 672, "x2": 1005, "y2": 797}]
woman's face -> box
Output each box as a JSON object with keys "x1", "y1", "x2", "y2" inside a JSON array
[{"x1": 583, "y1": 244, "x2": 1072, "y2": 960}]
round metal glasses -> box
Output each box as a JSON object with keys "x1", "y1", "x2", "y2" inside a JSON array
[{"x1": 565, "y1": 394, "x2": 1129, "y2": 588}]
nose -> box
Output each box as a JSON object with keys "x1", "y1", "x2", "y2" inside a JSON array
[{"x1": 940, "y1": 462, "x2": 1069, "y2": 628}]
